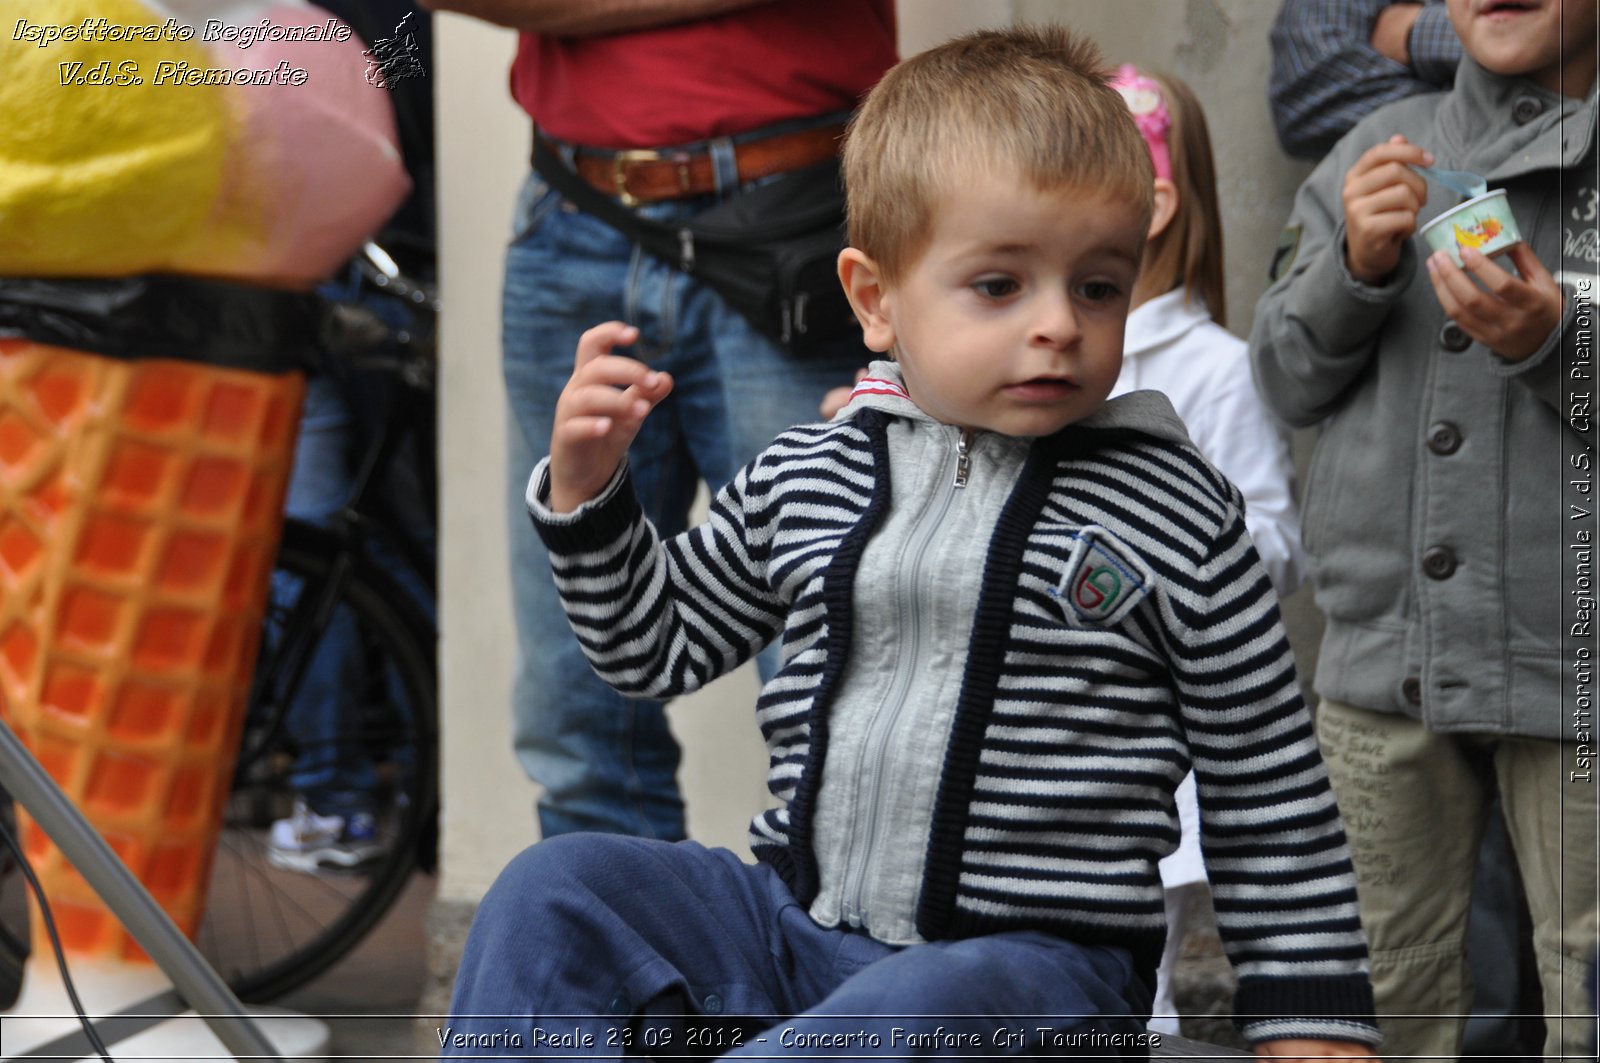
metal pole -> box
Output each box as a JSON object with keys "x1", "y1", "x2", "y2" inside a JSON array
[{"x1": 0, "y1": 721, "x2": 284, "y2": 1062}]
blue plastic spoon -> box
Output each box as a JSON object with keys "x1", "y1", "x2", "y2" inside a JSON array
[{"x1": 1414, "y1": 165, "x2": 1488, "y2": 200}]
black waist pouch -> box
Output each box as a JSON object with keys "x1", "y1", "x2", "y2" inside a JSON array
[{"x1": 533, "y1": 139, "x2": 863, "y2": 354}]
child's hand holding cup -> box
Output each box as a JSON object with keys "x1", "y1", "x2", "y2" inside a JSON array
[{"x1": 1423, "y1": 211, "x2": 1563, "y2": 363}]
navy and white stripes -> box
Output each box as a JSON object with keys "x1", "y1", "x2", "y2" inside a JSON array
[{"x1": 531, "y1": 408, "x2": 1376, "y2": 1044}]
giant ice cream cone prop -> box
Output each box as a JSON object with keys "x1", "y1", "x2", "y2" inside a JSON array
[
  {"x1": 0, "y1": 0, "x2": 409, "y2": 995},
  {"x1": 0, "y1": 337, "x2": 305, "y2": 960}
]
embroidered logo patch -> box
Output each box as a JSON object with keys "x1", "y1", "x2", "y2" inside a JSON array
[
  {"x1": 1073, "y1": 564, "x2": 1123, "y2": 613},
  {"x1": 1055, "y1": 527, "x2": 1153, "y2": 628}
]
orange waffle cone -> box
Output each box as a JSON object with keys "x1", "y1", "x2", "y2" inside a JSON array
[{"x1": 0, "y1": 339, "x2": 303, "y2": 960}]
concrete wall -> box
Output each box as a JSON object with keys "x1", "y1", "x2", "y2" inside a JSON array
[
  {"x1": 433, "y1": 15, "x2": 527, "y2": 905},
  {"x1": 431, "y1": 0, "x2": 1316, "y2": 913}
]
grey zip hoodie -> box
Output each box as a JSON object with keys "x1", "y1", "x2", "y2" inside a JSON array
[{"x1": 807, "y1": 361, "x2": 1199, "y2": 943}]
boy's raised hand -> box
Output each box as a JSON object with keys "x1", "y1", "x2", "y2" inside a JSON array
[
  {"x1": 1426, "y1": 243, "x2": 1565, "y2": 362},
  {"x1": 548, "y1": 322, "x2": 673, "y2": 513},
  {"x1": 1342, "y1": 134, "x2": 1431, "y2": 284}
]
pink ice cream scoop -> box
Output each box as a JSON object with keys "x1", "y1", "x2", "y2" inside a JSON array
[{"x1": 171, "y1": 1, "x2": 412, "y2": 285}]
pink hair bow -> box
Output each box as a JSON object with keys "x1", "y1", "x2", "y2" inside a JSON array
[{"x1": 1109, "y1": 64, "x2": 1172, "y2": 182}]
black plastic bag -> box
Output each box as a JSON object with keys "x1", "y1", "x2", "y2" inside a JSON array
[{"x1": 0, "y1": 275, "x2": 326, "y2": 375}]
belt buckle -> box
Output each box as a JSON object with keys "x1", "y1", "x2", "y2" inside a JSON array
[{"x1": 612, "y1": 148, "x2": 662, "y2": 208}]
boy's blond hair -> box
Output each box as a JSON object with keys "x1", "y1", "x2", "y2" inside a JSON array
[{"x1": 843, "y1": 24, "x2": 1155, "y2": 284}]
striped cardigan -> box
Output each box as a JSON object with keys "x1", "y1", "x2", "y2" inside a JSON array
[{"x1": 531, "y1": 393, "x2": 1377, "y2": 1045}]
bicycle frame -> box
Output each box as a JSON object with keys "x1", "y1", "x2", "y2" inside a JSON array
[
  {"x1": 241, "y1": 248, "x2": 439, "y2": 792},
  {"x1": 237, "y1": 526, "x2": 363, "y2": 778},
  {"x1": 325, "y1": 358, "x2": 437, "y2": 601},
  {"x1": 317, "y1": 242, "x2": 439, "y2": 605}
]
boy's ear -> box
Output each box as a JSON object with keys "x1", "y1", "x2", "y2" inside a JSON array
[
  {"x1": 838, "y1": 248, "x2": 896, "y2": 353},
  {"x1": 1148, "y1": 178, "x2": 1179, "y2": 242}
]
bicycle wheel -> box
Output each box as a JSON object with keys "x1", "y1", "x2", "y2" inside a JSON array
[{"x1": 198, "y1": 520, "x2": 437, "y2": 1002}]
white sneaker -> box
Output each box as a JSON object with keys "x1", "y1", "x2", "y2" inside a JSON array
[{"x1": 267, "y1": 801, "x2": 381, "y2": 872}]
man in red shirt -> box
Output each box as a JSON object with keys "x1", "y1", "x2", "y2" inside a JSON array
[{"x1": 420, "y1": 0, "x2": 896, "y2": 842}]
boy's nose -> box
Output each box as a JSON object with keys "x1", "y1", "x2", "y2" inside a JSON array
[{"x1": 1030, "y1": 292, "x2": 1081, "y2": 349}]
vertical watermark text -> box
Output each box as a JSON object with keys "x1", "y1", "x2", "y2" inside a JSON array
[{"x1": 1569, "y1": 276, "x2": 1596, "y2": 781}]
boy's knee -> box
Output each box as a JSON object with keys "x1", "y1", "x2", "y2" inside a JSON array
[
  {"x1": 458, "y1": 836, "x2": 650, "y2": 970},
  {"x1": 490, "y1": 832, "x2": 640, "y2": 895}
]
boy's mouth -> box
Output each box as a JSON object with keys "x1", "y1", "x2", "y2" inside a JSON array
[
  {"x1": 1004, "y1": 377, "x2": 1079, "y2": 401},
  {"x1": 1479, "y1": 0, "x2": 1540, "y2": 17}
]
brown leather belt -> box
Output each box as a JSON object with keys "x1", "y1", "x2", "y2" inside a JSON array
[{"x1": 541, "y1": 123, "x2": 847, "y2": 208}]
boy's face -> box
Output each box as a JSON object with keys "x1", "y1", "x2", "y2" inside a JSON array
[
  {"x1": 1446, "y1": 0, "x2": 1598, "y2": 97},
  {"x1": 866, "y1": 172, "x2": 1145, "y2": 438}
]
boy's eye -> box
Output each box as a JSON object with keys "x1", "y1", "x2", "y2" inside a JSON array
[
  {"x1": 1078, "y1": 280, "x2": 1123, "y2": 303},
  {"x1": 972, "y1": 276, "x2": 1019, "y2": 299}
]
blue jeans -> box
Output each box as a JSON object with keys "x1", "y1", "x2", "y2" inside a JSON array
[
  {"x1": 442, "y1": 835, "x2": 1149, "y2": 1059},
  {"x1": 502, "y1": 164, "x2": 868, "y2": 840}
]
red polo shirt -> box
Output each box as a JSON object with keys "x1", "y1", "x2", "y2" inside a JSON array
[{"x1": 510, "y1": 0, "x2": 897, "y2": 149}]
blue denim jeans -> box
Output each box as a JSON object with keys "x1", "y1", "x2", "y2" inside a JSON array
[
  {"x1": 442, "y1": 835, "x2": 1148, "y2": 1059},
  {"x1": 502, "y1": 164, "x2": 868, "y2": 841}
]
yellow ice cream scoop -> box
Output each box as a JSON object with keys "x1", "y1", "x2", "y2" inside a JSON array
[{"x1": 0, "y1": 0, "x2": 232, "y2": 276}]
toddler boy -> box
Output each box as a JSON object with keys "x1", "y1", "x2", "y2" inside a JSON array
[
  {"x1": 1251, "y1": 0, "x2": 1598, "y2": 1056},
  {"x1": 446, "y1": 25, "x2": 1379, "y2": 1057}
]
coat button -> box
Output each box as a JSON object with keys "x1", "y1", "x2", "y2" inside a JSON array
[
  {"x1": 1427, "y1": 422, "x2": 1462, "y2": 455},
  {"x1": 703, "y1": 994, "x2": 724, "y2": 1014},
  {"x1": 608, "y1": 995, "x2": 631, "y2": 1016},
  {"x1": 1401, "y1": 677, "x2": 1422, "y2": 705},
  {"x1": 1513, "y1": 96, "x2": 1544, "y2": 125},
  {"x1": 1440, "y1": 322, "x2": 1472, "y2": 351},
  {"x1": 1423, "y1": 546, "x2": 1458, "y2": 580}
]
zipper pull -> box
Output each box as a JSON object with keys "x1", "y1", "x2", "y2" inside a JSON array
[
  {"x1": 677, "y1": 228, "x2": 695, "y2": 272},
  {"x1": 953, "y1": 429, "x2": 973, "y2": 489}
]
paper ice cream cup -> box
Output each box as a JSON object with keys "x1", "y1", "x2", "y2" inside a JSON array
[{"x1": 1419, "y1": 188, "x2": 1522, "y2": 266}]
